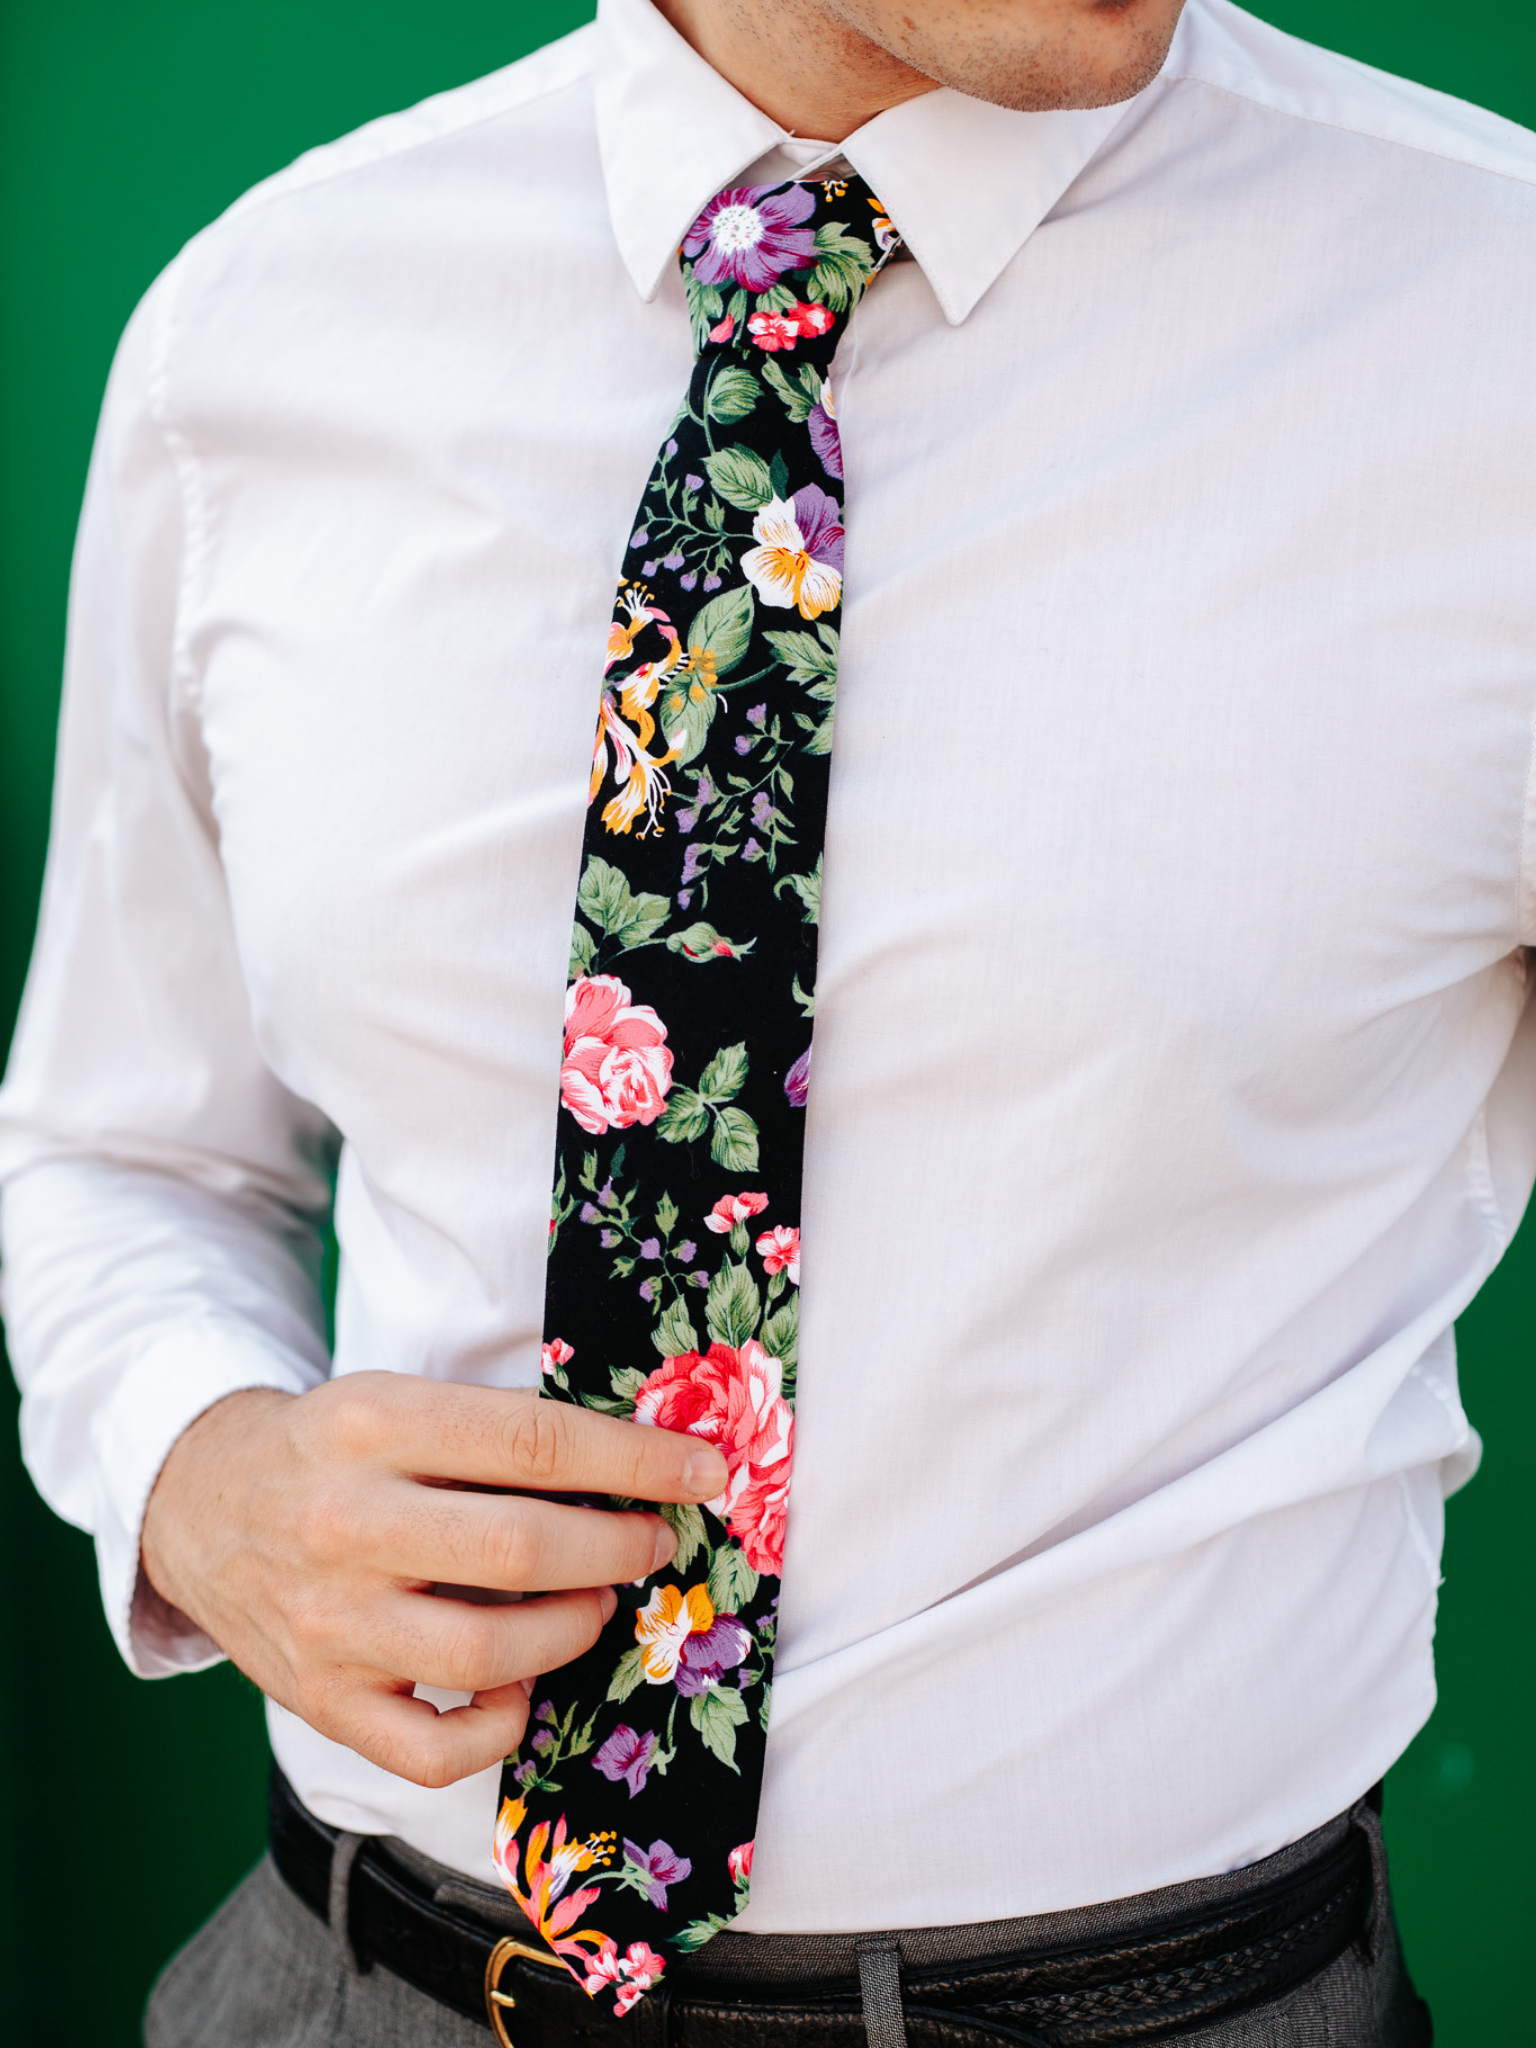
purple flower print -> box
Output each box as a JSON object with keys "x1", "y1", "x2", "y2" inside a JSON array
[
  {"x1": 679, "y1": 572, "x2": 698, "y2": 592},
  {"x1": 639, "y1": 1279, "x2": 656, "y2": 1305},
  {"x1": 703, "y1": 573, "x2": 722, "y2": 593},
  {"x1": 676, "y1": 768, "x2": 717, "y2": 837},
  {"x1": 513, "y1": 1759, "x2": 537, "y2": 1789},
  {"x1": 681, "y1": 843, "x2": 707, "y2": 885},
  {"x1": 622, "y1": 1839, "x2": 693, "y2": 1910},
  {"x1": 676, "y1": 889, "x2": 693, "y2": 909},
  {"x1": 595, "y1": 1724, "x2": 659, "y2": 1798},
  {"x1": 741, "y1": 483, "x2": 844, "y2": 618},
  {"x1": 531, "y1": 1728, "x2": 555, "y2": 1754},
  {"x1": 685, "y1": 473, "x2": 704, "y2": 491},
  {"x1": 742, "y1": 837, "x2": 765, "y2": 861},
  {"x1": 642, "y1": 559, "x2": 658, "y2": 577},
  {"x1": 690, "y1": 1269, "x2": 710, "y2": 1289},
  {"x1": 663, "y1": 552, "x2": 685, "y2": 570},
  {"x1": 600, "y1": 1229, "x2": 620, "y2": 1249},
  {"x1": 674, "y1": 1614, "x2": 752, "y2": 1698},
  {"x1": 789, "y1": 483, "x2": 845, "y2": 578},
  {"x1": 639, "y1": 1237, "x2": 661, "y2": 1260},
  {"x1": 630, "y1": 529, "x2": 649, "y2": 548},
  {"x1": 785, "y1": 1045, "x2": 811, "y2": 1108},
  {"x1": 665, "y1": 439, "x2": 678, "y2": 458},
  {"x1": 809, "y1": 400, "x2": 843, "y2": 480},
  {"x1": 734, "y1": 735, "x2": 753, "y2": 756},
  {"x1": 746, "y1": 703, "x2": 767, "y2": 727},
  {"x1": 683, "y1": 183, "x2": 818, "y2": 291},
  {"x1": 677, "y1": 1240, "x2": 696, "y2": 1262},
  {"x1": 751, "y1": 791, "x2": 773, "y2": 829},
  {"x1": 579, "y1": 1202, "x2": 600, "y2": 1224}
]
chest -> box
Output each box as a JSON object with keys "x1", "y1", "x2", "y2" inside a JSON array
[{"x1": 180, "y1": 191, "x2": 1536, "y2": 1121}]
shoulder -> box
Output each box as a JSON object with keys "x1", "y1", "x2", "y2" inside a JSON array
[
  {"x1": 1169, "y1": 0, "x2": 1536, "y2": 194},
  {"x1": 217, "y1": 22, "x2": 598, "y2": 232},
  {"x1": 131, "y1": 22, "x2": 603, "y2": 413}
]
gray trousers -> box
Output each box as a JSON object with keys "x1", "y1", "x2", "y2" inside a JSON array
[{"x1": 145, "y1": 1801, "x2": 1431, "y2": 2048}]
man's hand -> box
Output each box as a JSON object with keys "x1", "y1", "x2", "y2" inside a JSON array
[{"x1": 140, "y1": 1373, "x2": 727, "y2": 1789}]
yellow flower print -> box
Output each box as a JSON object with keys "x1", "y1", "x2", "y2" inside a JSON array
[
  {"x1": 741, "y1": 487, "x2": 843, "y2": 621},
  {"x1": 634, "y1": 1582, "x2": 716, "y2": 1683}
]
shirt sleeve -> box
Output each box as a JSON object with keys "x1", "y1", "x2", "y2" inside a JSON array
[{"x1": 0, "y1": 265, "x2": 338, "y2": 1677}]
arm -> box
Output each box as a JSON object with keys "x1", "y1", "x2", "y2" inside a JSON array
[{"x1": 0, "y1": 268, "x2": 726, "y2": 1784}]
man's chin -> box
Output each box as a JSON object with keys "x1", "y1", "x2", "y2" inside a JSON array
[{"x1": 894, "y1": 12, "x2": 1182, "y2": 115}]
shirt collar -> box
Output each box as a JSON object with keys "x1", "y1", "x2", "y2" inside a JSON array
[{"x1": 594, "y1": 0, "x2": 1183, "y2": 326}]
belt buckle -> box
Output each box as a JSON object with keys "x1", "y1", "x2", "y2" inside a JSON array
[{"x1": 485, "y1": 1937, "x2": 562, "y2": 2047}]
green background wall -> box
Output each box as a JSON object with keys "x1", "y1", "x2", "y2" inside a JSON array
[{"x1": 1, "y1": 2, "x2": 1532, "y2": 2040}]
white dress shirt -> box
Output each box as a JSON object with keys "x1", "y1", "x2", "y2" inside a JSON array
[{"x1": 4, "y1": 0, "x2": 1535, "y2": 1930}]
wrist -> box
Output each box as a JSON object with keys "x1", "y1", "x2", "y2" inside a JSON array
[{"x1": 140, "y1": 1385, "x2": 291, "y2": 1619}]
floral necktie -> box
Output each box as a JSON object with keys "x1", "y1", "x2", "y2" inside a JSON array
[{"x1": 493, "y1": 172, "x2": 901, "y2": 2016}]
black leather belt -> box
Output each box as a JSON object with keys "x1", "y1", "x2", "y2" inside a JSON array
[{"x1": 269, "y1": 1766, "x2": 1377, "y2": 2046}]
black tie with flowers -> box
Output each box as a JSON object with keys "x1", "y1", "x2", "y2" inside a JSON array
[{"x1": 493, "y1": 173, "x2": 901, "y2": 2016}]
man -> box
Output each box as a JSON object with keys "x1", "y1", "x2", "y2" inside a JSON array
[{"x1": 3, "y1": 0, "x2": 1531, "y2": 2037}]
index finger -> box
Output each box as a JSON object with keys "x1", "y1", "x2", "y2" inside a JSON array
[{"x1": 339, "y1": 1375, "x2": 728, "y2": 1503}]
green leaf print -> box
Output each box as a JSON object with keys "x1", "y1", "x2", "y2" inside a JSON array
[
  {"x1": 706, "y1": 1261, "x2": 761, "y2": 1349},
  {"x1": 774, "y1": 856, "x2": 822, "y2": 924},
  {"x1": 807, "y1": 222, "x2": 875, "y2": 311},
  {"x1": 686, "y1": 584, "x2": 755, "y2": 675},
  {"x1": 706, "y1": 363, "x2": 761, "y2": 423},
  {"x1": 653, "y1": 1297, "x2": 700, "y2": 1357},
  {"x1": 654, "y1": 1190, "x2": 679, "y2": 1238},
  {"x1": 685, "y1": 274, "x2": 724, "y2": 351},
  {"x1": 661, "y1": 681, "x2": 718, "y2": 768},
  {"x1": 698, "y1": 1041, "x2": 748, "y2": 1103},
  {"x1": 661, "y1": 1499, "x2": 708, "y2": 1571},
  {"x1": 691, "y1": 1684, "x2": 747, "y2": 1771},
  {"x1": 704, "y1": 446, "x2": 775, "y2": 512},
  {"x1": 568, "y1": 922, "x2": 595, "y2": 979},
  {"x1": 764, "y1": 626, "x2": 837, "y2": 684},
  {"x1": 761, "y1": 1294, "x2": 799, "y2": 1370},
  {"x1": 768, "y1": 451, "x2": 791, "y2": 500},
  {"x1": 761, "y1": 357, "x2": 815, "y2": 424},
  {"x1": 673, "y1": 1914, "x2": 733, "y2": 1954},
  {"x1": 576, "y1": 856, "x2": 671, "y2": 952},
  {"x1": 657, "y1": 1087, "x2": 710, "y2": 1143},
  {"x1": 607, "y1": 1647, "x2": 646, "y2": 1704},
  {"x1": 707, "y1": 1544, "x2": 760, "y2": 1616},
  {"x1": 710, "y1": 1104, "x2": 761, "y2": 1172}
]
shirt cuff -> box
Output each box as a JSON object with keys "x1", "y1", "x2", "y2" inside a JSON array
[{"x1": 94, "y1": 1319, "x2": 324, "y2": 1678}]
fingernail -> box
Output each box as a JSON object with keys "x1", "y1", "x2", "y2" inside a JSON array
[
  {"x1": 684, "y1": 1448, "x2": 728, "y2": 1498},
  {"x1": 652, "y1": 1521, "x2": 678, "y2": 1570},
  {"x1": 517, "y1": 1677, "x2": 534, "y2": 1701},
  {"x1": 599, "y1": 1585, "x2": 619, "y2": 1621}
]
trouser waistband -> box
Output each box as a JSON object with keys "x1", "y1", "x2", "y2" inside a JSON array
[{"x1": 269, "y1": 1766, "x2": 1381, "y2": 2046}]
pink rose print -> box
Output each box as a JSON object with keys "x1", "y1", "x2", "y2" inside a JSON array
[
  {"x1": 633, "y1": 1341, "x2": 794, "y2": 1574},
  {"x1": 560, "y1": 975, "x2": 673, "y2": 1136},
  {"x1": 541, "y1": 1339, "x2": 575, "y2": 1377},
  {"x1": 755, "y1": 1225, "x2": 800, "y2": 1283},
  {"x1": 728, "y1": 1841, "x2": 754, "y2": 1885},
  {"x1": 705, "y1": 1191, "x2": 769, "y2": 1233}
]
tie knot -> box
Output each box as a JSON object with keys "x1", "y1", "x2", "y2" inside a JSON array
[{"x1": 679, "y1": 173, "x2": 901, "y2": 359}]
